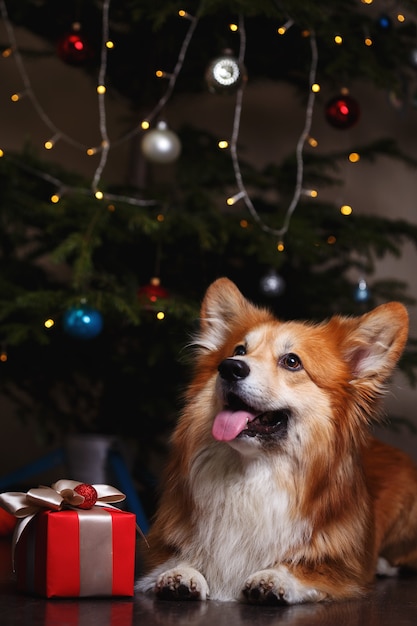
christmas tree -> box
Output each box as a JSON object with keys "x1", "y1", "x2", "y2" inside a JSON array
[{"x1": 1, "y1": 0, "x2": 417, "y2": 489}]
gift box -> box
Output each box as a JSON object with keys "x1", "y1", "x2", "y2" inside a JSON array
[
  {"x1": 0, "y1": 480, "x2": 137, "y2": 598},
  {"x1": 15, "y1": 508, "x2": 136, "y2": 597}
]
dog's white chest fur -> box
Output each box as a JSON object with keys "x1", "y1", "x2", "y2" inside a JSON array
[{"x1": 181, "y1": 444, "x2": 311, "y2": 600}]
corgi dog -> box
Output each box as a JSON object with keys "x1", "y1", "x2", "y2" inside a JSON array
[{"x1": 137, "y1": 277, "x2": 417, "y2": 604}]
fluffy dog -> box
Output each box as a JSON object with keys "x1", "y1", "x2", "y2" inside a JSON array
[{"x1": 137, "y1": 277, "x2": 417, "y2": 604}]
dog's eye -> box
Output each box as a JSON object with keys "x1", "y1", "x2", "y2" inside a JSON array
[
  {"x1": 233, "y1": 345, "x2": 246, "y2": 356},
  {"x1": 280, "y1": 353, "x2": 302, "y2": 371}
]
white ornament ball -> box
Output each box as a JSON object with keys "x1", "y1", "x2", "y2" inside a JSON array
[{"x1": 141, "y1": 121, "x2": 181, "y2": 163}]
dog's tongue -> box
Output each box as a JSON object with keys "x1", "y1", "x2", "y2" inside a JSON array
[{"x1": 212, "y1": 409, "x2": 257, "y2": 441}]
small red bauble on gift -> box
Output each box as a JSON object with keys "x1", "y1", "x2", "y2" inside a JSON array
[{"x1": 73, "y1": 483, "x2": 98, "y2": 509}]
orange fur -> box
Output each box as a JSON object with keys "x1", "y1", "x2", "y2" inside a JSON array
[{"x1": 137, "y1": 278, "x2": 417, "y2": 604}]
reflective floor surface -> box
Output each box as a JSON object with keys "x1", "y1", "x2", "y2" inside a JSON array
[{"x1": 1, "y1": 539, "x2": 417, "y2": 625}]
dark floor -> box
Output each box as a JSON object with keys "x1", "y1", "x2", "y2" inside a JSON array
[{"x1": 1, "y1": 539, "x2": 417, "y2": 626}]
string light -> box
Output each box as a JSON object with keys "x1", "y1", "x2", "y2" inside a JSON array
[
  {"x1": 10, "y1": 91, "x2": 26, "y2": 102},
  {"x1": 0, "y1": 0, "x2": 199, "y2": 207},
  {"x1": 178, "y1": 9, "x2": 193, "y2": 20},
  {"x1": 44, "y1": 133, "x2": 61, "y2": 150},
  {"x1": 228, "y1": 15, "x2": 319, "y2": 240},
  {"x1": 0, "y1": 0, "x2": 368, "y2": 244},
  {"x1": 334, "y1": 35, "x2": 343, "y2": 44},
  {"x1": 349, "y1": 152, "x2": 360, "y2": 163},
  {"x1": 277, "y1": 19, "x2": 294, "y2": 35},
  {"x1": 155, "y1": 70, "x2": 176, "y2": 80},
  {"x1": 218, "y1": 140, "x2": 229, "y2": 149},
  {"x1": 340, "y1": 204, "x2": 353, "y2": 215},
  {"x1": 303, "y1": 188, "x2": 318, "y2": 198},
  {"x1": 1, "y1": 1, "x2": 88, "y2": 154},
  {"x1": 112, "y1": 8, "x2": 200, "y2": 148},
  {"x1": 226, "y1": 191, "x2": 246, "y2": 206}
]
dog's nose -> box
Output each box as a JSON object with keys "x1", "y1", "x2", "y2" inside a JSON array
[{"x1": 218, "y1": 358, "x2": 250, "y2": 381}]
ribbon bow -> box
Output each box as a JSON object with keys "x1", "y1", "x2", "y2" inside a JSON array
[
  {"x1": 0, "y1": 479, "x2": 127, "y2": 567},
  {"x1": 0, "y1": 479, "x2": 126, "y2": 519}
]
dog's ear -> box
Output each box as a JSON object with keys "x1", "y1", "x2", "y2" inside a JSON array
[
  {"x1": 197, "y1": 277, "x2": 270, "y2": 352},
  {"x1": 198, "y1": 278, "x2": 249, "y2": 351},
  {"x1": 338, "y1": 302, "x2": 408, "y2": 381}
]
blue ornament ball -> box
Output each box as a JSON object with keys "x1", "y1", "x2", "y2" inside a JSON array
[
  {"x1": 63, "y1": 305, "x2": 103, "y2": 339},
  {"x1": 376, "y1": 13, "x2": 392, "y2": 32},
  {"x1": 354, "y1": 279, "x2": 370, "y2": 303}
]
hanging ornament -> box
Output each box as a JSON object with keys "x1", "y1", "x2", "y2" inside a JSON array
[
  {"x1": 376, "y1": 13, "x2": 393, "y2": 33},
  {"x1": 259, "y1": 269, "x2": 285, "y2": 297},
  {"x1": 205, "y1": 49, "x2": 247, "y2": 94},
  {"x1": 56, "y1": 23, "x2": 93, "y2": 66},
  {"x1": 62, "y1": 304, "x2": 103, "y2": 339},
  {"x1": 141, "y1": 121, "x2": 181, "y2": 164},
  {"x1": 354, "y1": 278, "x2": 370, "y2": 303},
  {"x1": 137, "y1": 277, "x2": 169, "y2": 310},
  {"x1": 325, "y1": 93, "x2": 360, "y2": 130}
]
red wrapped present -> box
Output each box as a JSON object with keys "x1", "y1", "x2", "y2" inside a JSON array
[{"x1": 0, "y1": 480, "x2": 137, "y2": 598}]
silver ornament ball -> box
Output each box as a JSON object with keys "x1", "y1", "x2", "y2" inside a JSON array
[
  {"x1": 205, "y1": 50, "x2": 247, "y2": 94},
  {"x1": 260, "y1": 270, "x2": 285, "y2": 297},
  {"x1": 141, "y1": 121, "x2": 182, "y2": 163}
]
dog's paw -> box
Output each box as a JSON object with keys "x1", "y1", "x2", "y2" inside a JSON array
[
  {"x1": 156, "y1": 566, "x2": 209, "y2": 601},
  {"x1": 376, "y1": 557, "x2": 399, "y2": 577},
  {"x1": 242, "y1": 567, "x2": 326, "y2": 605}
]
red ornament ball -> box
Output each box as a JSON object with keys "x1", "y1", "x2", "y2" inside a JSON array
[
  {"x1": 325, "y1": 94, "x2": 360, "y2": 130},
  {"x1": 74, "y1": 483, "x2": 98, "y2": 509},
  {"x1": 137, "y1": 277, "x2": 169, "y2": 307},
  {"x1": 57, "y1": 29, "x2": 93, "y2": 66}
]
